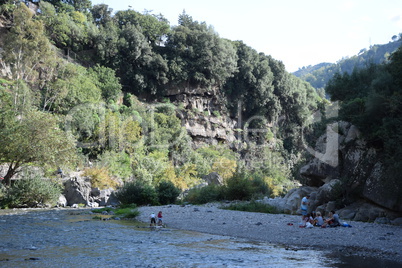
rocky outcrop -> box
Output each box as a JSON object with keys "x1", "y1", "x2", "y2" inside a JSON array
[
  {"x1": 299, "y1": 121, "x2": 402, "y2": 214},
  {"x1": 62, "y1": 175, "x2": 119, "y2": 207},
  {"x1": 165, "y1": 83, "x2": 238, "y2": 148},
  {"x1": 262, "y1": 122, "x2": 402, "y2": 222},
  {"x1": 203, "y1": 172, "x2": 224, "y2": 186},
  {"x1": 63, "y1": 176, "x2": 92, "y2": 206}
]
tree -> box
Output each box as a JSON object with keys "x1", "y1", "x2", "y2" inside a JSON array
[
  {"x1": 1, "y1": 3, "x2": 56, "y2": 83},
  {"x1": 39, "y1": 1, "x2": 97, "y2": 52},
  {"x1": 41, "y1": 0, "x2": 92, "y2": 13},
  {"x1": 90, "y1": 3, "x2": 113, "y2": 27},
  {"x1": 114, "y1": 9, "x2": 170, "y2": 47},
  {"x1": 88, "y1": 65, "x2": 122, "y2": 102},
  {"x1": 165, "y1": 12, "x2": 237, "y2": 88},
  {"x1": 0, "y1": 108, "x2": 78, "y2": 186}
]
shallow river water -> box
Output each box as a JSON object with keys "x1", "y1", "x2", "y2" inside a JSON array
[{"x1": 0, "y1": 209, "x2": 400, "y2": 268}]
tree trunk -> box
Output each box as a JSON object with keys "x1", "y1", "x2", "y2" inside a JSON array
[{"x1": 4, "y1": 164, "x2": 19, "y2": 186}]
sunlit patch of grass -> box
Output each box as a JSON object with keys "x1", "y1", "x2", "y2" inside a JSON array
[
  {"x1": 222, "y1": 200, "x2": 279, "y2": 214},
  {"x1": 91, "y1": 204, "x2": 139, "y2": 219}
]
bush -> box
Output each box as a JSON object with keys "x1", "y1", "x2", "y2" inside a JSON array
[
  {"x1": 156, "y1": 181, "x2": 181, "y2": 205},
  {"x1": 83, "y1": 167, "x2": 119, "y2": 190},
  {"x1": 115, "y1": 204, "x2": 140, "y2": 219},
  {"x1": 249, "y1": 175, "x2": 271, "y2": 199},
  {"x1": 3, "y1": 175, "x2": 62, "y2": 208},
  {"x1": 224, "y1": 173, "x2": 254, "y2": 201},
  {"x1": 223, "y1": 200, "x2": 279, "y2": 214},
  {"x1": 184, "y1": 185, "x2": 224, "y2": 204},
  {"x1": 92, "y1": 204, "x2": 139, "y2": 219},
  {"x1": 115, "y1": 181, "x2": 158, "y2": 206}
]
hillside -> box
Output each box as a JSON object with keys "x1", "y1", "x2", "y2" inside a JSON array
[
  {"x1": 293, "y1": 38, "x2": 402, "y2": 90},
  {"x1": 1, "y1": 1, "x2": 401, "y2": 217},
  {"x1": 0, "y1": 1, "x2": 322, "y2": 195}
]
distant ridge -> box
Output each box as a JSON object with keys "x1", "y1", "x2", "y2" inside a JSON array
[{"x1": 293, "y1": 38, "x2": 402, "y2": 90}]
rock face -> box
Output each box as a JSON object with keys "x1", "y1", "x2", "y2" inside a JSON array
[
  {"x1": 299, "y1": 121, "x2": 402, "y2": 214},
  {"x1": 63, "y1": 175, "x2": 119, "y2": 207},
  {"x1": 263, "y1": 122, "x2": 402, "y2": 222},
  {"x1": 63, "y1": 176, "x2": 92, "y2": 206},
  {"x1": 165, "y1": 83, "x2": 237, "y2": 148},
  {"x1": 203, "y1": 172, "x2": 224, "y2": 186}
]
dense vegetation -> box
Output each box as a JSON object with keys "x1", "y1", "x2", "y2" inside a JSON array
[
  {"x1": 325, "y1": 46, "x2": 402, "y2": 192},
  {"x1": 1, "y1": 1, "x2": 400, "y2": 209},
  {"x1": 294, "y1": 38, "x2": 402, "y2": 91}
]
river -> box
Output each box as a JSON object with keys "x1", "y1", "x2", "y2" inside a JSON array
[{"x1": 0, "y1": 208, "x2": 400, "y2": 267}]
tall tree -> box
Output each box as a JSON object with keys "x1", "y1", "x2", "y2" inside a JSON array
[
  {"x1": 165, "y1": 12, "x2": 237, "y2": 88},
  {"x1": 1, "y1": 3, "x2": 55, "y2": 83}
]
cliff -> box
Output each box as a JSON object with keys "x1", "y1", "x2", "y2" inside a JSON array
[
  {"x1": 164, "y1": 83, "x2": 237, "y2": 148},
  {"x1": 300, "y1": 121, "x2": 402, "y2": 213}
]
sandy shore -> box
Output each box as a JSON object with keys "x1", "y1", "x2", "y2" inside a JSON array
[{"x1": 137, "y1": 203, "x2": 402, "y2": 264}]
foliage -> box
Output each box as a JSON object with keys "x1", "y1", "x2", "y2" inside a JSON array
[
  {"x1": 211, "y1": 157, "x2": 237, "y2": 181},
  {"x1": 1, "y1": 4, "x2": 56, "y2": 83},
  {"x1": 2, "y1": 173, "x2": 62, "y2": 208},
  {"x1": 97, "y1": 151, "x2": 132, "y2": 179},
  {"x1": 88, "y1": 65, "x2": 122, "y2": 102},
  {"x1": 325, "y1": 44, "x2": 402, "y2": 196},
  {"x1": 0, "y1": 107, "x2": 78, "y2": 185},
  {"x1": 91, "y1": 207, "x2": 114, "y2": 213},
  {"x1": 51, "y1": 63, "x2": 102, "y2": 112},
  {"x1": 165, "y1": 12, "x2": 237, "y2": 88},
  {"x1": 92, "y1": 204, "x2": 139, "y2": 219},
  {"x1": 115, "y1": 180, "x2": 158, "y2": 206},
  {"x1": 183, "y1": 184, "x2": 224, "y2": 204},
  {"x1": 224, "y1": 172, "x2": 255, "y2": 201},
  {"x1": 114, "y1": 204, "x2": 140, "y2": 219},
  {"x1": 39, "y1": 1, "x2": 95, "y2": 51},
  {"x1": 156, "y1": 180, "x2": 181, "y2": 205},
  {"x1": 223, "y1": 200, "x2": 279, "y2": 214},
  {"x1": 0, "y1": 2, "x2": 320, "y2": 204},
  {"x1": 83, "y1": 167, "x2": 119, "y2": 189}
]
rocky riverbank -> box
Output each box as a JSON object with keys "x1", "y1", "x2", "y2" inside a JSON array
[
  {"x1": 0, "y1": 206, "x2": 401, "y2": 267},
  {"x1": 137, "y1": 203, "x2": 402, "y2": 264}
]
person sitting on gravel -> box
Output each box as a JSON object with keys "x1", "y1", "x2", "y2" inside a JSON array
[
  {"x1": 299, "y1": 213, "x2": 314, "y2": 227},
  {"x1": 314, "y1": 211, "x2": 324, "y2": 227},
  {"x1": 322, "y1": 210, "x2": 341, "y2": 228}
]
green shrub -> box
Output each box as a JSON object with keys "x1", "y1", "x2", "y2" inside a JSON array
[
  {"x1": 156, "y1": 180, "x2": 181, "y2": 205},
  {"x1": 115, "y1": 181, "x2": 158, "y2": 206},
  {"x1": 223, "y1": 200, "x2": 279, "y2": 214},
  {"x1": 224, "y1": 173, "x2": 253, "y2": 201},
  {"x1": 92, "y1": 207, "x2": 114, "y2": 213},
  {"x1": 3, "y1": 175, "x2": 62, "y2": 208},
  {"x1": 92, "y1": 204, "x2": 139, "y2": 219},
  {"x1": 184, "y1": 185, "x2": 224, "y2": 204},
  {"x1": 115, "y1": 204, "x2": 140, "y2": 219},
  {"x1": 83, "y1": 167, "x2": 119, "y2": 190},
  {"x1": 249, "y1": 176, "x2": 271, "y2": 199}
]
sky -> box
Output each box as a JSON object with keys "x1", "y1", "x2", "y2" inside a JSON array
[{"x1": 91, "y1": 0, "x2": 402, "y2": 72}]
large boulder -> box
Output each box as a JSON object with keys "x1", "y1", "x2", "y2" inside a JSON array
[
  {"x1": 315, "y1": 179, "x2": 341, "y2": 205},
  {"x1": 90, "y1": 188, "x2": 118, "y2": 206},
  {"x1": 63, "y1": 176, "x2": 92, "y2": 206}
]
